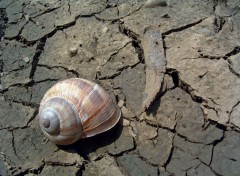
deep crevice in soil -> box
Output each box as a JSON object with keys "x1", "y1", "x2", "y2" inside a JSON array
[{"x1": 118, "y1": 22, "x2": 145, "y2": 64}]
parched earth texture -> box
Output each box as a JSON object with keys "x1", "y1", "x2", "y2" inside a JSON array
[{"x1": 0, "y1": 0, "x2": 240, "y2": 176}]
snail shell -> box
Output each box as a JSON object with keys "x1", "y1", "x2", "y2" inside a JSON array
[{"x1": 38, "y1": 78, "x2": 121, "y2": 145}]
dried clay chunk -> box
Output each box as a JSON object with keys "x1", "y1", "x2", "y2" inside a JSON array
[{"x1": 142, "y1": 25, "x2": 166, "y2": 110}]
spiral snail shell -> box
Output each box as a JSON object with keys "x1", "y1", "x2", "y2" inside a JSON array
[{"x1": 38, "y1": 78, "x2": 121, "y2": 145}]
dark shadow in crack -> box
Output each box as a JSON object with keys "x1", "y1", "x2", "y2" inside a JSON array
[
  {"x1": 145, "y1": 80, "x2": 167, "y2": 117},
  {"x1": 57, "y1": 116, "x2": 123, "y2": 160}
]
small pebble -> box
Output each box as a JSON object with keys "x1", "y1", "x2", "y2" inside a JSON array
[
  {"x1": 117, "y1": 99, "x2": 124, "y2": 108},
  {"x1": 102, "y1": 26, "x2": 109, "y2": 33},
  {"x1": 68, "y1": 46, "x2": 78, "y2": 57},
  {"x1": 23, "y1": 56, "x2": 30, "y2": 63},
  {"x1": 144, "y1": 0, "x2": 168, "y2": 8},
  {"x1": 121, "y1": 106, "x2": 135, "y2": 118},
  {"x1": 123, "y1": 118, "x2": 130, "y2": 126},
  {"x1": 25, "y1": 15, "x2": 30, "y2": 22},
  {"x1": 139, "y1": 112, "x2": 146, "y2": 120}
]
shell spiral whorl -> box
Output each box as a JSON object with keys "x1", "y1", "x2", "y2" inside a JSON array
[{"x1": 38, "y1": 78, "x2": 121, "y2": 145}]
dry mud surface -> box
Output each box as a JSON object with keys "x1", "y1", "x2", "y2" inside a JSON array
[{"x1": 0, "y1": 0, "x2": 240, "y2": 175}]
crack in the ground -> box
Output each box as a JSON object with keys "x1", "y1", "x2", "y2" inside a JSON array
[
  {"x1": 29, "y1": 38, "x2": 46, "y2": 79},
  {"x1": 13, "y1": 161, "x2": 45, "y2": 176},
  {"x1": 108, "y1": 138, "x2": 136, "y2": 158},
  {"x1": 209, "y1": 134, "x2": 225, "y2": 166},
  {"x1": 45, "y1": 160, "x2": 81, "y2": 167},
  {"x1": 162, "y1": 18, "x2": 206, "y2": 36},
  {"x1": 74, "y1": 7, "x2": 108, "y2": 19},
  {"x1": 163, "y1": 134, "x2": 175, "y2": 168},
  {"x1": 0, "y1": 8, "x2": 7, "y2": 39},
  {"x1": 98, "y1": 69, "x2": 123, "y2": 80},
  {"x1": 145, "y1": 120, "x2": 176, "y2": 134},
  {"x1": 166, "y1": 68, "x2": 227, "y2": 129},
  {"x1": 10, "y1": 131, "x2": 20, "y2": 161},
  {"x1": 229, "y1": 100, "x2": 240, "y2": 118},
  {"x1": 0, "y1": 151, "x2": 25, "y2": 176},
  {"x1": 166, "y1": 68, "x2": 205, "y2": 104},
  {"x1": 67, "y1": 0, "x2": 71, "y2": 15},
  {"x1": 94, "y1": 2, "x2": 144, "y2": 21},
  {"x1": 36, "y1": 64, "x2": 80, "y2": 77},
  {"x1": 214, "y1": 16, "x2": 226, "y2": 33},
  {"x1": 0, "y1": 0, "x2": 14, "y2": 8},
  {"x1": 197, "y1": 161, "x2": 221, "y2": 176},
  {"x1": 30, "y1": 5, "x2": 63, "y2": 19},
  {"x1": 4, "y1": 19, "x2": 28, "y2": 40},
  {"x1": 223, "y1": 46, "x2": 240, "y2": 60},
  {"x1": 34, "y1": 78, "x2": 60, "y2": 84},
  {"x1": 118, "y1": 21, "x2": 144, "y2": 64},
  {"x1": 98, "y1": 63, "x2": 141, "y2": 81},
  {"x1": 198, "y1": 52, "x2": 222, "y2": 60},
  {"x1": 3, "y1": 97, "x2": 39, "y2": 108},
  {"x1": 115, "y1": 158, "x2": 132, "y2": 176},
  {"x1": 0, "y1": 81, "x2": 33, "y2": 94},
  {"x1": 212, "y1": 0, "x2": 218, "y2": 12},
  {"x1": 137, "y1": 154, "x2": 159, "y2": 167},
  {"x1": 0, "y1": 152, "x2": 11, "y2": 174},
  {"x1": 167, "y1": 69, "x2": 231, "y2": 132},
  {"x1": 101, "y1": 40, "x2": 133, "y2": 67},
  {"x1": 4, "y1": 17, "x2": 73, "y2": 45},
  {"x1": 228, "y1": 61, "x2": 240, "y2": 78},
  {"x1": 115, "y1": 148, "x2": 160, "y2": 173},
  {"x1": 26, "y1": 109, "x2": 39, "y2": 126},
  {"x1": 1, "y1": 63, "x2": 31, "y2": 74},
  {"x1": 184, "y1": 45, "x2": 240, "y2": 64}
]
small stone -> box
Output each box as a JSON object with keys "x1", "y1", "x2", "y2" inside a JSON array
[
  {"x1": 144, "y1": 0, "x2": 168, "y2": 8},
  {"x1": 68, "y1": 46, "x2": 78, "y2": 57},
  {"x1": 139, "y1": 112, "x2": 146, "y2": 120},
  {"x1": 117, "y1": 100, "x2": 124, "y2": 108},
  {"x1": 102, "y1": 26, "x2": 109, "y2": 33},
  {"x1": 121, "y1": 106, "x2": 135, "y2": 118},
  {"x1": 23, "y1": 57, "x2": 30, "y2": 63},
  {"x1": 122, "y1": 118, "x2": 130, "y2": 126},
  {"x1": 25, "y1": 15, "x2": 30, "y2": 22}
]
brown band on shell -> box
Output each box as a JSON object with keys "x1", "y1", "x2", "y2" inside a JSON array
[
  {"x1": 79, "y1": 84, "x2": 110, "y2": 127},
  {"x1": 82, "y1": 103, "x2": 121, "y2": 137}
]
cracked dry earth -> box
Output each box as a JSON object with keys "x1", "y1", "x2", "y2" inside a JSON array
[{"x1": 0, "y1": 0, "x2": 240, "y2": 175}]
